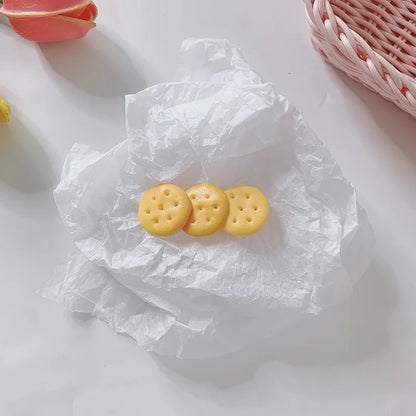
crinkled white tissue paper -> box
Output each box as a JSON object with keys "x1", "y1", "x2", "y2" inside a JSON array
[{"x1": 43, "y1": 38, "x2": 374, "y2": 359}]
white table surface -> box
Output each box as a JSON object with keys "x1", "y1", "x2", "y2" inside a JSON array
[{"x1": 1, "y1": 1, "x2": 416, "y2": 415}]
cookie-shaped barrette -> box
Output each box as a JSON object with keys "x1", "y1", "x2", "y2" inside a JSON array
[
  {"x1": 183, "y1": 184, "x2": 230, "y2": 237},
  {"x1": 223, "y1": 186, "x2": 270, "y2": 236},
  {"x1": 139, "y1": 184, "x2": 192, "y2": 236}
]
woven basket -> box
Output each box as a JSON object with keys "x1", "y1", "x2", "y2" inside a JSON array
[{"x1": 306, "y1": 0, "x2": 416, "y2": 119}]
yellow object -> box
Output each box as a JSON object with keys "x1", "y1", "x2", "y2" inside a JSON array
[
  {"x1": 183, "y1": 184, "x2": 230, "y2": 237},
  {"x1": 223, "y1": 186, "x2": 270, "y2": 236},
  {"x1": 0, "y1": 97, "x2": 10, "y2": 123},
  {"x1": 138, "y1": 184, "x2": 192, "y2": 237}
]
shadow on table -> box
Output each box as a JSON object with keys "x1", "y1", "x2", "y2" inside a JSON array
[
  {"x1": 153, "y1": 256, "x2": 397, "y2": 387},
  {"x1": 0, "y1": 117, "x2": 53, "y2": 194},
  {"x1": 326, "y1": 66, "x2": 416, "y2": 166},
  {"x1": 39, "y1": 30, "x2": 146, "y2": 97}
]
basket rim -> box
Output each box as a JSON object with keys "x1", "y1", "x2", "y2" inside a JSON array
[{"x1": 305, "y1": 0, "x2": 416, "y2": 88}]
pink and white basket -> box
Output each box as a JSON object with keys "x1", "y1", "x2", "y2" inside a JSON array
[{"x1": 306, "y1": 0, "x2": 416, "y2": 118}]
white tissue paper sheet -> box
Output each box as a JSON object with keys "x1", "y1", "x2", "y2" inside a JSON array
[{"x1": 44, "y1": 38, "x2": 375, "y2": 358}]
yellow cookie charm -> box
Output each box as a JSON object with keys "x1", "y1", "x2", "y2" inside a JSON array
[
  {"x1": 139, "y1": 184, "x2": 192, "y2": 236},
  {"x1": 223, "y1": 186, "x2": 270, "y2": 236},
  {"x1": 183, "y1": 184, "x2": 230, "y2": 237},
  {"x1": 0, "y1": 97, "x2": 11, "y2": 123}
]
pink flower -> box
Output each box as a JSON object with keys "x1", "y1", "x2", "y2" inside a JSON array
[{"x1": 0, "y1": 0, "x2": 98, "y2": 42}]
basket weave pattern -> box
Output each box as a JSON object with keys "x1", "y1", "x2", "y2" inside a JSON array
[{"x1": 306, "y1": 0, "x2": 416, "y2": 118}]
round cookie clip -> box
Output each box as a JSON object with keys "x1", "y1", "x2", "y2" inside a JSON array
[
  {"x1": 223, "y1": 186, "x2": 270, "y2": 236},
  {"x1": 139, "y1": 184, "x2": 192, "y2": 236},
  {"x1": 183, "y1": 184, "x2": 230, "y2": 237}
]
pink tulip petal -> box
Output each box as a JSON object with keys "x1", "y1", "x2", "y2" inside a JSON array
[
  {"x1": 63, "y1": 2, "x2": 97, "y2": 21},
  {"x1": 0, "y1": 0, "x2": 91, "y2": 17},
  {"x1": 91, "y1": 2, "x2": 98, "y2": 20},
  {"x1": 9, "y1": 14, "x2": 96, "y2": 42},
  {"x1": 82, "y1": 2, "x2": 97, "y2": 21},
  {"x1": 61, "y1": 5, "x2": 88, "y2": 19}
]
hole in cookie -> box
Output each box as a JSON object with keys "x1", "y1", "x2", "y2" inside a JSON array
[
  {"x1": 239, "y1": 206, "x2": 244, "y2": 211},
  {"x1": 198, "y1": 205, "x2": 203, "y2": 210},
  {"x1": 164, "y1": 190, "x2": 170, "y2": 196},
  {"x1": 233, "y1": 218, "x2": 237, "y2": 223},
  {"x1": 168, "y1": 215, "x2": 172, "y2": 221},
  {"x1": 191, "y1": 194, "x2": 196, "y2": 200},
  {"x1": 253, "y1": 206, "x2": 258, "y2": 211},
  {"x1": 152, "y1": 196, "x2": 156, "y2": 200},
  {"x1": 245, "y1": 194, "x2": 250, "y2": 199},
  {"x1": 158, "y1": 204, "x2": 164, "y2": 211},
  {"x1": 154, "y1": 219, "x2": 159, "y2": 224},
  {"x1": 247, "y1": 218, "x2": 252, "y2": 223},
  {"x1": 213, "y1": 205, "x2": 218, "y2": 210},
  {"x1": 205, "y1": 194, "x2": 210, "y2": 199},
  {"x1": 174, "y1": 202, "x2": 179, "y2": 207},
  {"x1": 230, "y1": 194, "x2": 235, "y2": 199},
  {"x1": 191, "y1": 218, "x2": 196, "y2": 224},
  {"x1": 206, "y1": 217, "x2": 210, "y2": 222},
  {"x1": 145, "y1": 209, "x2": 151, "y2": 214}
]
